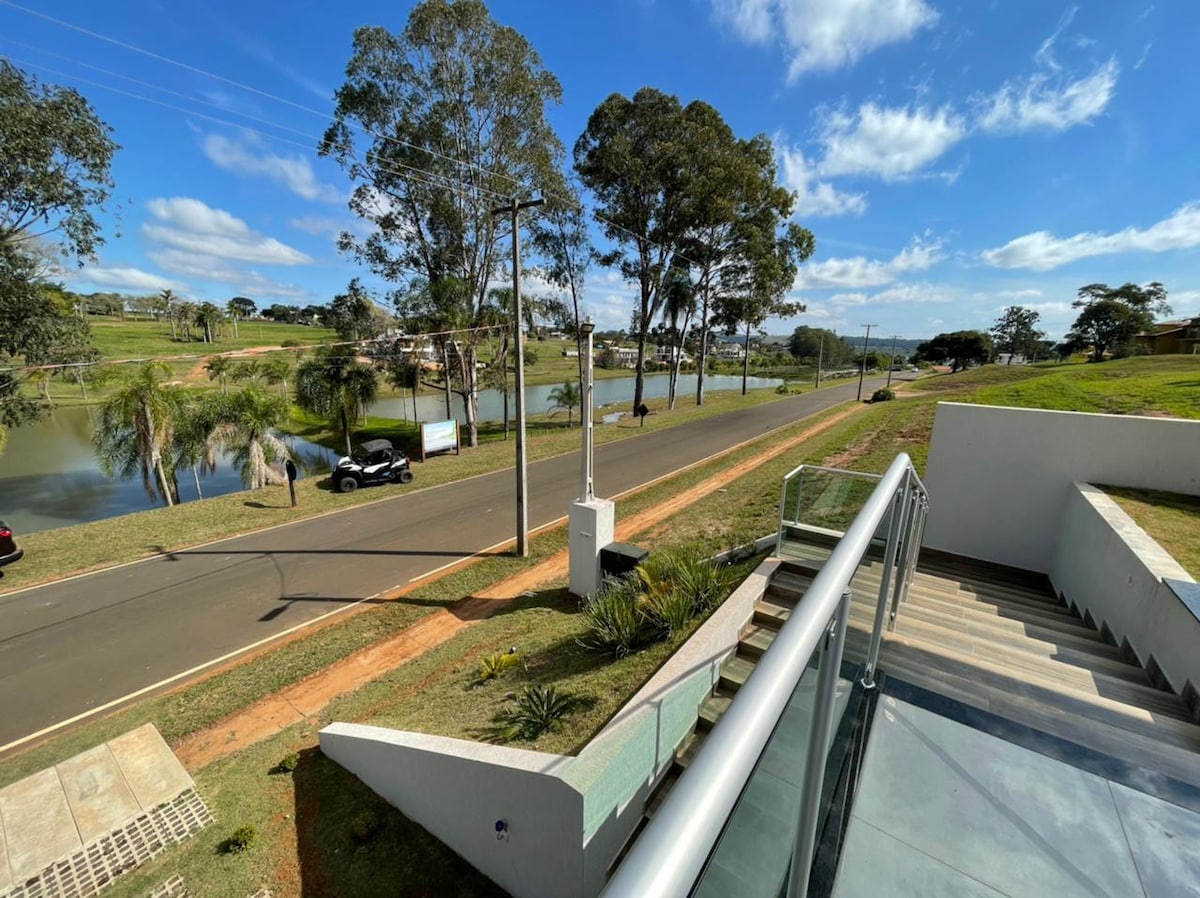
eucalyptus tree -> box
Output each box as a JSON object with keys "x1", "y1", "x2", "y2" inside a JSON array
[
  {"x1": 295, "y1": 347, "x2": 379, "y2": 457},
  {"x1": 530, "y1": 180, "x2": 592, "y2": 384},
  {"x1": 92, "y1": 361, "x2": 182, "y2": 506},
  {"x1": 1067, "y1": 282, "x2": 1170, "y2": 362},
  {"x1": 659, "y1": 259, "x2": 695, "y2": 410},
  {"x1": 319, "y1": 0, "x2": 564, "y2": 447}
]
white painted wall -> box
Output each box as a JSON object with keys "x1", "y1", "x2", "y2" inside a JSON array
[
  {"x1": 320, "y1": 556, "x2": 777, "y2": 898},
  {"x1": 923, "y1": 403, "x2": 1200, "y2": 572},
  {"x1": 1050, "y1": 483, "x2": 1199, "y2": 699}
]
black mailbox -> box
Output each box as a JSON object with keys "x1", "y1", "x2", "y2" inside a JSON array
[{"x1": 600, "y1": 542, "x2": 649, "y2": 578}]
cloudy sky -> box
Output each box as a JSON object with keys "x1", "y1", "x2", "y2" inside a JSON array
[{"x1": 2, "y1": 0, "x2": 1196, "y2": 340}]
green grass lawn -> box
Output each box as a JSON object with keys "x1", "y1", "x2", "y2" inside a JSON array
[
  {"x1": 87, "y1": 317, "x2": 338, "y2": 359},
  {"x1": 1103, "y1": 488, "x2": 1200, "y2": 580}
]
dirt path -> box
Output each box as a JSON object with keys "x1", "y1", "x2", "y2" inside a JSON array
[
  {"x1": 173, "y1": 402, "x2": 865, "y2": 770},
  {"x1": 182, "y1": 344, "x2": 287, "y2": 383}
]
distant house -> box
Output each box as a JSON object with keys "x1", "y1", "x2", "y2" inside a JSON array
[
  {"x1": 1137, "y1": 316, "x2": 1200, "y2": 355},
  {"x1": 654, "y1": 345, "x2": 691, "y2": 364},
  {"x1": 995, "y1": 353, "x2": 1028, "y2": 366},
  {"x1": 715, "y1": 340, "x2": 746, "y2": 360},
  {"x1": 614, "y1": 347, "x2": 640, "y2": 368}
]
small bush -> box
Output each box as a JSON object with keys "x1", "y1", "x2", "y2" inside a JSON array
[
  {"x1": 870, "y1": 387, "x2": 895, "y2": 403},
  {"x1": 476, "y1": 650, "x2": 520, "y2": 685},
  {"x1": 222, "y1": 825, "x2": 259, "y2": 854},
  {"x1": 580, "y1": 574, "x2": 654, "y2": 657},
  {"x1": 350, "y1": 809, "x2": 382, "y2": 844},
  {"x1": 276, "y1": 752, "x2": 299, "y2": 773},
  {"x1": 500, "y1": 685, "x2": 580, "y2": 742},
  {"x1": 281, "y1": 338, "x2": 303, "y2": 348}
]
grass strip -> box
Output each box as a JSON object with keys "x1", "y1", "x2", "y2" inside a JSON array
[{"x1": 1103, "y1": 488, "x2": 1200, "y2": 580}]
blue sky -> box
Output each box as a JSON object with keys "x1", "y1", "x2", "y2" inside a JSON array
[{"x1": 2, "y1": 0, "x2": 1197, "y2": 341}]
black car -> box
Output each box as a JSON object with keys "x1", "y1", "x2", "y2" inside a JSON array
[
  {"x1": 333, "y1": 438, "x2": 414, "y2": 493},
  {"x1": 0, "y1": 520, "x2": 23, "y2": 573}
]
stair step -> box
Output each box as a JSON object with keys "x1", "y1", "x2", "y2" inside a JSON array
[
  {"x1": 676, "y1": 730, "x2": 707, "y2": 769},
  {"x1": 698, "y1": 692, "x2": 733, "y2": 730},
  {"x1": 874, "y1": 639, "x2": 1200, "y2": 748},
  {"x1": 754, "y1": 597, "x2": 793, "y2": 629},
  {"x1": 880, "y1": 654, "x2": 1200, "y2": 790},
  {"x1": 719, "y1": 653, "x2": 757, "y2": 692},
  {"x1": 643, "y1": 768, "x2": 680, "y2": 821},
  {"x1": 874, "y1": 628, "x2": 1189, "y2": 720},
  {"x1": 901, "y1": 593, "x2": 1110, "y2": 646},
  {"x1": 868, "y1": 607, "x2": 1152, "y2": 687},
  {"x1": 739, "y1": 624, "x2": 779, "y2": 660}
]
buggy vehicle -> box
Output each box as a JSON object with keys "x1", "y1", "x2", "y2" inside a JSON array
[{"x1": 333, "y1": 439, "x2": 414, "y2": 493}]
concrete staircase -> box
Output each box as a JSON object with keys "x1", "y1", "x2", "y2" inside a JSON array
[{"x1": 636, "y1": 546, "x2": 1200, "y2": 847}]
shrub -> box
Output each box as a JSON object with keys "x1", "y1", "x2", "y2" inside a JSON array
[
  {"x1": 281, "y1": 338, "x2": 303, "y2": 348},
  {"x1": 276, "y1": 752, "x2": 299, "y2": 773},
  {"x1": 870, "y1": 387, "x2": 895, "y2": 403},
  {"x1": 638, "y1": 549, "x2": 736, "y2": 633},
  {"x1": 476, "y1": 650, "x2": 520, "y2": 685},
  {"x1": 350, "y1": 809, "x2": 382, "y2": 844},
  {"x1": 500, "y1": 685, "x2": 580, "y2": 742},
  {"x1": 580, "y1": 574, "x2": 654, "y2": 657},
  {"x1": 223, "y1": 825, "x2": 258, "y2": 854}
]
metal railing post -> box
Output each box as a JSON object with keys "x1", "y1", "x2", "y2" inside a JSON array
[
  {"x1": 787, "y1": 587, "x2": 851, "y2": 898},
  {"x1": 899, "y1": 498, "x2": 929, "y2": 608},
  {"x1": 777, "y1": 474, "x2": 791, "y2": 556},
  {"x1": 888, "y1": 486, "x2": 920, "y2": 631},
  {"x1": 862, "y1": 475, "x2": 907, "y2": 687}
]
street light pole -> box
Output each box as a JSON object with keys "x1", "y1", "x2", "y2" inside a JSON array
[
  {"x1": 886, "y1": 334, "x2": 898, "y2": 388},
  {"x1": 857, "y1": 323, "x2": 876, "y2": 401},
  {"x1": 580, "y1": 317, "x2": 595, "y2": 501},
  {"x1": 492, "y1": 196, "x2": 544, "y2": 557},
  {"x1": 816, "y1": 331, "x2": 824, "y2": 390}
]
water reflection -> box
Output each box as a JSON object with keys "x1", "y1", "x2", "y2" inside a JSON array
[{"x1": 1, "y1": 406, "x2": 332, "y2": 535}]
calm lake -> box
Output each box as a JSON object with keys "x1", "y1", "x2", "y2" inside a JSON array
[{"x1": 0, "y1": 373, "x2": 782, "y2": 534}]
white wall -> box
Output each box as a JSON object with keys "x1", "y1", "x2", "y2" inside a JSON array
[
  {"x1": 1050, "y1": 483, "x2": 1199, "y2": 701},
  {"x1": 923, "y1": 403, "x2": 1200, "y2": 572},
  {"x1": 319, "y1": 556, "x2": 777, "y2": 898}
]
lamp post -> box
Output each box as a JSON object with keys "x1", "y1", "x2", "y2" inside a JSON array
[{"x1": 580, "y1": 316, "x2": 595, "y2": 501}]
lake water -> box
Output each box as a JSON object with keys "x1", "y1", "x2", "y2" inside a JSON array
[{"x1": 0, "y1": 372, "x2": 783, "y2": 534}]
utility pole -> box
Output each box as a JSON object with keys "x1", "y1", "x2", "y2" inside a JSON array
[
  {"x1": 815, "y1": 331, "x2": 824, "y2": 390},
  {"x1": 886, "y1": 334, "x2": 898, "y2": 388},
  {"x1": 492, "y1": 196, "x2": 544, "y2": 557},
  {"x1": 857, "y1": 324, "x2": 876, "y2": 401}
]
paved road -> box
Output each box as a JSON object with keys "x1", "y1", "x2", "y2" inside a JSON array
[{"x1": 0, "y1": 376, "x2": 900, "y2": 748}]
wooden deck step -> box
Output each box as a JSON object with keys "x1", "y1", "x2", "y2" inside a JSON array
[
  {"x1": 899, "y1": 593, "x2": 1113, "y2": 647},
  {"x1": 878, "y1": 651, "x2": 1200, "y2": 790},
  {"x1": 739, "y1": 624, "x2": 780, "y2": 660},
  {"x1": 698, "y1": 692, "x2": 733, "y2": 730},
  {"x1": 675, "y1": 730, "x2": 707, "y2": 770},
  {"x1": 872, "y1": 638, "x2": 1200, "y2": 748},
  {"x1": 719, "y1": 653, "x2": 757, "y2": 692},
  {"x1": 904, "y1": 591, "x2": 1104, "y2": 639}
]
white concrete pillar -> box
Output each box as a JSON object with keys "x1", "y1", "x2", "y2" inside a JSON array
[{"x1": 569, "y1": 498, "x2": 615, "y2": 599}]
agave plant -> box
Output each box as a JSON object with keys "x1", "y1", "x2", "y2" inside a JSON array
[
  {"x1": 476, "y1": 650, "x2": 521, "y2": 685},
  {"x1": 579, "y1": 574, "x2": 655, "y2": 657},
  {"x1": 500, "y1": 685, "x2": 580, "y2": 742}
]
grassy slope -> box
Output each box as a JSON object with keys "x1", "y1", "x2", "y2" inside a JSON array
[{"x1": 87, "y1": 318, "x2": 338, "y2": 359}]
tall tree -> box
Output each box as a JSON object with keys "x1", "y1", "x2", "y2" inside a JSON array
[
  {"x1": 1067, "y1": 282, "x2": 1171, "y2": 362},
  {"x1": 92, "y1": 361, "x2": 181, "y2": 506},
  {"x1": 575, "y1": 88, "x2": 696, "y2": 413},
  {"x1": 1, "y1": 61, "x2": 117, "y2": 446},
  {"x1": 329, "y1": 278, "x2": 385, "y2": 342},
  {"x1": 915, "y1": 331, "x2": 994, "y2": 372},
  {"x1": 659, "y1": 259, "x2": 695, "y2": 409},
  {"x1": 990, "y1": 306, "x2": 1046, "y2": 363},
  {"x1": 320, "y1": 0, "x2": 564, "y2": 447},
  {"x1": 530, "y1": 180, "x2": 592, "y2": 383},
  {"x1": 194, "y1": 302, "x2": 222, "y2": 343},
  {"x1": 295, "y1": 348, "x2": 380, "y2": 456},
  {"x1": 788, "y1": 326, "x2": 855, "y2": 367}
]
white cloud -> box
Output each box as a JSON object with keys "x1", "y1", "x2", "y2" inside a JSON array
[
  {"x1": 143, "y1": 197, "x2": 312, "y2": 266},
  {"x1": 794, "y1": 235, "x2": 944, "y2": 289},
  {"x1": 148, "y1": 249, "x2": 312, "y2": 300},
  {"x1": 818, "y1": 103, "x2": 966, "y2": 181},
  {"x1": 1165, "y1": 289, "x2": 1200, "y2": 311},
  {"x1": 289, "y1": 216, "x2": 344, "y2": 238},
  {"x1": 829, "y1": 282, "x2": 957, "y2": 306},
  {"x1": 775, "y1": 141, "x2": 867, "y2": 217},
  {"x1": 203, "y1": 134, "x2": 344, "y2": 203},
  {"x1": 76, "y1": 267, "x2": 186, "y2": 293},
  {"x1": 1033, "y1": 6, "x2": 1078, "y2": 72},
  {"x1": 981, "y1": 203, "x2": 1200, "y2": 271},
  {"x1": 712, "y1": 0, "x2": 937, "y2": 80},
  {"x1": 977, "y1": 59, "x2": 1119, "y2": 133}
]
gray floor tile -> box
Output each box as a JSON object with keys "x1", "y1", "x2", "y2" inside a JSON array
[
  {"x1": 835, "y1": 817, "x2": 1008, "y2": 898},
  {"x1": 1110, "y1": 782, "x2": 1200, "y2": 898},
  {"x1": 851, "y1": 697, "x2": 1145, "y2": 898}
]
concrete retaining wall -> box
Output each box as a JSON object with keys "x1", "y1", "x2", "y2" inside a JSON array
[
  {"x1": 319, "y1": 556, "x2": 778, "y2": 898},
  {"x1": 1049, "y1": 483, "x2": 1200, "y2": 709},
  {"x1": 923, "y1": 403, "x2": 1200, "y2": 573}
]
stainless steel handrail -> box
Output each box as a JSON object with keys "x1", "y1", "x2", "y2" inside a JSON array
[{"x1": 603, "y1": 453, "x2": 921, "y2": 898}]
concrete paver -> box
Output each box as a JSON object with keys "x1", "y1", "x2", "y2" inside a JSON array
[
  {"x1": 0, "y1": 767, "x2": 80, "y2": 881},
  {"x1": 56, "y1": 743, "x2": 141, "y2": 843},
  {"x1": 107, "y1": 724, "x2": 193, "y2": 810}
]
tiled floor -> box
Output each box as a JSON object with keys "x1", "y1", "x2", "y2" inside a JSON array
[{"x1": 834, "y1": 697, "x2": 1200, "y2": 898}]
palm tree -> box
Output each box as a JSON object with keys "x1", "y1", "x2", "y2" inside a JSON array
[
  {"x1": 176, "y1": 301, "x2": 197, "y2": 342},
  {"x1": 158, "y1": 289, "x2": 176, "y2": 337},
  {"x1": 195, "y1": 302, "x2": 223, "y2": 343},
  {"x1": 92, "y1": 361, "x2": 181, "y2": 505},
  {"x1": 204, "y1": 355, "x2": 232, "y2": 394},
  {"x1": 233, "y1": 360, "x2": 263, "y2": 385},
  {"x1": 208, "y1": 387, "x2": 292, "y2": 489},
  {"x1": 547, "y1": 380, "x2": 582, "y2": 428},
  {"x1": 173, "y1": 392, "x2": 222, "y2": 499},
  {"x1": 262, "y1": 357, "x2": 291, "y2": 398},
  {"x1": 296, "y1": 348, "x2": 379, "y2": 456}
]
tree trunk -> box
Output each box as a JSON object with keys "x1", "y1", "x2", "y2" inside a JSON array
[
  {"x1": 342, "y1": 407, "x2": 352, "y2": 457},
  {"x1": 696, "y1": 285, "x2": 711, "y2": 406},
  {"x1": 193, "y1": 464, "x2": 204, "y2": 499},
  {"x1": 462, "y1": 344, "x2": 479, "y2": 448},
  {"x1": 441, "y1": 342, "x2": 452, "y2": 419}
]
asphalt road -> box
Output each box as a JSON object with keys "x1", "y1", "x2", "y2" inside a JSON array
[{"x1": 0, "y1": 375, "x2": 900, "y2": 749}]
